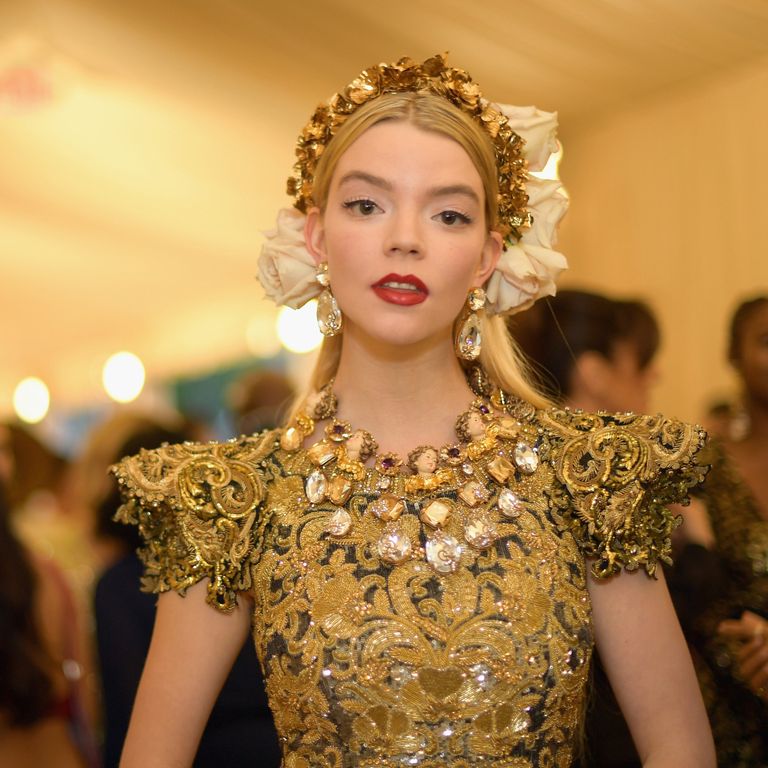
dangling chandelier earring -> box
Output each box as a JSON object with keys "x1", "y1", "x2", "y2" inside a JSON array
[
  {"x1": 315, "y1": 262, "x2": 343, "y2": 337},
  {"x1": 455, "y1": 287, "x2": 485, "y2": 361}
]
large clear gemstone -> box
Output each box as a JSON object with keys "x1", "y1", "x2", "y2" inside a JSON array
[
  {"x1": 317, "y1": 289, "x2": 342, "y2": 335},
  {"x1": 305, "y1": 470, "x2": 327, "y2": 504},
  {"x1": 419, "y1": 499, "x2": 453, "y2": 528},
  {"x1": 513, "y1": 442, "x2": 539, "y2": 474},
  {"x1": 426, "y1": 531, "x2": 462, "y2": 573},
  {"x1": 457, "y1": 313, "x2": 482, "y2": 360},
  {"x1": 377, "y1": 527, "x2": 412, "y2": 563},
  {"x1": 464, "y1": 515, "x2": 497, "y2": 548},
  {"x1": 327, "y1": 508, "x2": 352, "y2": 537},
  {"x1": 498, "y1": 488, "x2": 523, "y2": 518}
]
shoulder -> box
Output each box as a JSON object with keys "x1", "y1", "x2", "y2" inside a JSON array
[
  {"x1": 531, "y1": 406, "x2": 709, "y2": 578},
  {"x1": 111, "y1": 430, "x2": 281, "y2": 512},
  {"x1": 110, "y1": 430, "x2": 281, "y2": 611}
]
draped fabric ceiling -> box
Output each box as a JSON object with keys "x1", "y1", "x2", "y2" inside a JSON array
[{"x1": 2, "y1": 0, "x2": 768, "y2": 418}]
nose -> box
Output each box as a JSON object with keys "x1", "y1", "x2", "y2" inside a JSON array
[{"x1": 384, "y1": 207, "x2": 424, "y2": 259}]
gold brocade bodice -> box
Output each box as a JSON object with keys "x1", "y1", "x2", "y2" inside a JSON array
[{"x1": 112, "y1": 405, "x2": 707, "y2": 768}]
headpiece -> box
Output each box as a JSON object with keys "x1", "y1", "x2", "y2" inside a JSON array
[{"x1": 258, "y1": 54, "x2": 568, "y2": 316}]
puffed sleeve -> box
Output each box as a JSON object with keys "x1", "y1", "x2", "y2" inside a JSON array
[
  {"x1": 542, "y1": 410, "x2": 709, "y2": 579},
  {"x1": 110, "y1": 432, "x2": 277, "y2": 612}
]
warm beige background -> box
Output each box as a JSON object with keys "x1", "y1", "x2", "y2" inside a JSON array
[
  {"x1": 2, "y1": 0, "x2": 768, "y2": 423},
  {"x1": 558, "y1": 55, "x2": 768, "y2": 419}
]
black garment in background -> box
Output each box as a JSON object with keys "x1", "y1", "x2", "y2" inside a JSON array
[
  {"x1": 573, "y1": 547, "x2": 727, "y2": 768},
  {"x1": 94, "y1": 554, "x2": 281, "y2": 768}
]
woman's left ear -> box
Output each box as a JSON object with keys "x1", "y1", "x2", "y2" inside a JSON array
[
  {"x1": 474, "y1": 230, "x2": 503, "y2": 286},
  {"x1": 304, "y1": 207, "x2": 326, "y2": 266}
]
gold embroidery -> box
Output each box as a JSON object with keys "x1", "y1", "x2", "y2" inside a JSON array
[{"x1": 113, "y1": 403, "x2": 708, "y2": 766}]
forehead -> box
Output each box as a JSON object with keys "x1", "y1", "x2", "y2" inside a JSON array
[
  {"x1": 333, "y1": 120, "x2": 483, "y2": 187},
  {"x1": 742, "y1": 303, "x2": 768, "y2": 333}
]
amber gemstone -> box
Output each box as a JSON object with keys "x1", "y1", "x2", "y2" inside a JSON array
[
  {"x1": 459, "y1": 481, "x2": 489, "y2": 507},
  {"x1": 280, "y1": 426, "x2": 303, "y2": 452},
  {"x1": 496, "y1": 417, "x2": 519, "y2": 439},
  {"x1": 419, "y1": 499, "x2": 453, "y2": 528},
  {"x1": 327, "y1": 508, "x2": 352, "y2": 537},
  {"x1": 377, "y1": 527, "x2": 412, "y2": 563},
  {"x1": 327, "y1": 475, "x2": 353, "y2": 505},
  {"x1": 307, "y1": 439, "x2": 337, "y2": 466},
  {"x1": 368, "y1": 495, "x2": 405, "y2": 522},
  {"x1": 305, "y1": 470, "x2": 327, "y2": 504},
  {"x1": 486, "y1": 456, "x2": 513, "y2": 483}
]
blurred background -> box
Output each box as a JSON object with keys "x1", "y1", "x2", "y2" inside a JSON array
[{"x1": 2, "y1": 0, "x2": 768, "y2": 448}]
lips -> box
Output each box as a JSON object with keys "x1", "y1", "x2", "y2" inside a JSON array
[{"x1": 371, "y1": 273, "x2": 429, "y2": 306}]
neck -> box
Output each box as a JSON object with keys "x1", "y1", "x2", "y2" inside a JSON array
[{"x1": 331, "y1": 328, "x2": 477, "y2": 456}]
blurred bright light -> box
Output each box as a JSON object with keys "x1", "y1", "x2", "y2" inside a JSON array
[
  {"x1": 103, "y1": 351, "x2": 145, "y2": 403},
  {"x1": 246, "y1": 313, "x2": 281, "y2": 358},
  {"x1": 277, "y1": 301, "x2": 322, "y2": 354},
  {"x1": 13, "y1": 377, "x2": 50, "y2": 423}
]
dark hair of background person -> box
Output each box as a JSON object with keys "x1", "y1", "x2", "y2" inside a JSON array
[
  {"x1": 0, "y1": 473, "x2": 55, "y2": 725},
  {"x1": 3, "y1": 423, "x2": 67, "y2": 509},
  {"x1": 728, "y1": 294, "x2": 768, "y2": 363},
  {"x1": 509, "y1": 289, "x2": 660, "y2": 401},
  {"x1": 95, "y1": 423, "x2": 193, "y2": 553},
  {"x1": 228, "y1": 369, "x2": 295, "y2": 436}
]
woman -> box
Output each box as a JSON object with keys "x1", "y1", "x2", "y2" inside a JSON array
[
  {"x1": 113, "y1": 55, "x2": 714, "y2": 766},
  {"x1": 677, "y1": 295, "x2": 768, "y2": 766},
  {"x1": 0, "y1": 426, "x2": 90, "y2": 768}
]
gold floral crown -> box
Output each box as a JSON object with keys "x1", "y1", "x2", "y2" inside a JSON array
[{"x1": 286, "y1": 53, "x2": 531, "y2": 243}]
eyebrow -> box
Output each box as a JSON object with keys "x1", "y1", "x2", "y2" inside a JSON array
[{"x1": 338, "y1": 172, "x2": 480, "y2": 204}]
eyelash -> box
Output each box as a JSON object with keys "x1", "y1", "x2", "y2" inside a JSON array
[
  {"x1": 341, "y1": 199, "x2": 473, "y2": 226},
  {"x1": 437, "y1": 210, "x2": 472, "y2": 226},
  {"x1": 342, "y1": 198, "x2": 379, "y2": 215}
]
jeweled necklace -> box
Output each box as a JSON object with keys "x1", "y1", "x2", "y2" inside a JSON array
[{"x1": 279, "y1": 380, "x2": 542, "y2": 574}]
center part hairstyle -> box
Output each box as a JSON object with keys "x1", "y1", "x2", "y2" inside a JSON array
[{"x1": 256, "y1": 54, "x2": 570, "y2": 407}]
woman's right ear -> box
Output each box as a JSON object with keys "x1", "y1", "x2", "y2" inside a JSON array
[{"x1": 305, "y1": 207, "x2": 326, "y2": 266}]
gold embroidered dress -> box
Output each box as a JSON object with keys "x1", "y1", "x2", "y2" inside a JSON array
[{"x1": 113, "y1": 401, "x2": 706, "y2": 768}]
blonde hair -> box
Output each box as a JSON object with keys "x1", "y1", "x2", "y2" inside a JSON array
[{"x1": 302, "y1": 92, "x2": 549, "y2": 411}]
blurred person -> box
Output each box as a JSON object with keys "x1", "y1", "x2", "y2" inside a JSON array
[
  {"x1": 0, "y1": 424, "x2": 94, "y2": 768},
  {"x1": 511, "y1": 289, "x2": 661, "y2": 768},
  {"x1": 91, "y1": 415, "x2": 280, "y2": 768},
  {"x1": 674, "y1": 295, "x2": 768, "y2": 766},
  {"x1": 510, "y1": 288, "x2": 660, "y2": 414},
  {"x1": 228, "y1": 369, "x2": 295, "y2": 436}
]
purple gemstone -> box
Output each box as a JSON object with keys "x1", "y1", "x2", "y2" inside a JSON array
[
  {"x1": 479, "y1": 405, "x2": 490, "y2": 415},
  {"x1": 448, "y1": 447, "x2": 461, "y2": 458},
  {"x1": 332, "y1": 424, "x2": 345, "y2": 434},
  {"x1": 382, "y1": 457, "x2": 395, "y2": 469}
]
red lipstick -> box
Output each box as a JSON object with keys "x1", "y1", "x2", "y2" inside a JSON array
[{"x1": 371, "y1": 274, "x2": 429, "y2": 306}]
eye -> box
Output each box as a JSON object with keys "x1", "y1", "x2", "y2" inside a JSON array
[
  {"x1": 436, "y1": 210, "x2": 472, "y2": 226},
  {"x1": 343, "y1": 198, "x2": 380, "y2": 216}
]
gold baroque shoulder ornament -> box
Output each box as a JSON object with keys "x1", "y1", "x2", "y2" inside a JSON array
[
  {"x1": 111, "y1": 431, "x2": 278, "y2": 610},
  {"x1": 540, "y1": 408, "x2": 709, "y2": 577}
]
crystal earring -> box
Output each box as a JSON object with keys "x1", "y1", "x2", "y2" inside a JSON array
[
  {"x1": 455, "y1": 287, "x2": 485, "y2": 361},
  {"x1": 315, "y1": 263, "x2": 342, "y2": 337}
]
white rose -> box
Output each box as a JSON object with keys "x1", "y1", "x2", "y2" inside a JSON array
[
  {"x1": 257, "y1": 208, "x2": 319, "y2": 309},
  {"x1": 522, "y1": 178, "x2": 569, "y2": 249},
  {"x1": 485, "y1": 242, "x2": 568, "y2": 316},
  {"x1": 498, "y1": 104, "x2": 559, "y2": 172}
]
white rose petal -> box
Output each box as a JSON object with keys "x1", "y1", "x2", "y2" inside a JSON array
[{"x1": 257, "y1": 208, "x2": 319, "y2": 309}]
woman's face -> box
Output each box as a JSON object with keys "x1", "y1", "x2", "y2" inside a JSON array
[
  {"x1": 734, "y1": 303, "x2": 768, "y2": 404},
  {"x1": 306, "y1": 120, "x2": 501, "y2": 351}
]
